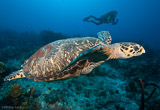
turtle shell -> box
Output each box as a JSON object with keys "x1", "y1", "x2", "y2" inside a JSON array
[{"x1": 22, "y1": 37, "x2": 102, "y2": 81}]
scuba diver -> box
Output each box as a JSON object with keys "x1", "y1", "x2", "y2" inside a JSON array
[{"x1": 83, "y1": 11, "x2": 118, "y2": 25}]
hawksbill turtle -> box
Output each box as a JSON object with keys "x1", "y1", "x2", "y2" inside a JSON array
[{"x1": 4, "y1": 31, "x2": 145, "y2": 81}]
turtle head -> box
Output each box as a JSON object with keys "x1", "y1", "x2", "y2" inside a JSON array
[{"x1": 109, "y1": 42, "x2": 145, "y2": 59}]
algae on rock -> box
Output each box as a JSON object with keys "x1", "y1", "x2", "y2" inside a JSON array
[
  {"x1": 0, "y1": 62, "x2": 5, "y2": 73},
  {"x1": 10, "y1": 83, "x2": 22, "y2": 98}
]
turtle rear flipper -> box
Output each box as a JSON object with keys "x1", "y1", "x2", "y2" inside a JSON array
[
  {"x1": 4, "y1": 69, "x2": 25, "y2": 81},
  {"x1": 97, "y1": 31, "x2": 112, "y2": 45},
  {"x1": 59, "y1": 44, "x2": 112, "y2": 73}
]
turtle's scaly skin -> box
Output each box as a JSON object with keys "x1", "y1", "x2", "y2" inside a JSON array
[{"x1": 23, "y1": 37, "x2": 102, "y2": 81}]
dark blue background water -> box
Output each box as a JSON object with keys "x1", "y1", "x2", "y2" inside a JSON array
[
  {"x1": 0, "y1": 0, "x2": 160, "y2": 49},
  {"x1": 0, "y1": 1, "x2": 160, "y2": 109}
]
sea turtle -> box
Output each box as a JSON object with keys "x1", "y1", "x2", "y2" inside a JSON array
[{"x1": 4, "y1": 31, "x2": 145, "y2": 81}]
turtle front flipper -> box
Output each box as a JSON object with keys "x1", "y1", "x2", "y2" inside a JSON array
[
  {"x1": 4, "y1": 69, "x2": 25, "y2": 81},
  {"x1": 59, "y1": 44, "x2": 112, "y2": 74},
  {"x1": 97, "y1": 31, "x2": 112, "y2": 45}
]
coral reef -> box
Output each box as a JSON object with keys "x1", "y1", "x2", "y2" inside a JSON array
[
  {"x1": 40, "y1": 30, "x2": 68, "y2": 45},
  {"x1": 10, "y1": 83, "x2": 22, "y2": 98},
  {"x1": 139, "y1": 79, "x2": 156, "y2": 110},
  {"x1": 0, "y1": 30, "x2": 159, "y2": 110},
  {"x1": 0, "y1": 62, "x2": 5, "y2": 73}
]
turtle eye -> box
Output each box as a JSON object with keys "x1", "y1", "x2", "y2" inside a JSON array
[{"x1": 133, "y1": 46, "x2": 139, "y2": 51}]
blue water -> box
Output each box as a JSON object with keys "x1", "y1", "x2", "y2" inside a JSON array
[
  {"x1": 0, "y1": 0, "x2": 160, "y2": 49},
  {"x1": 0, "y1": 0, "x2": 160, "y2": 110}
]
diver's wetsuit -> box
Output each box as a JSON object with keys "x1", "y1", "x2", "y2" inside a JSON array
[{"x1": 83, "y1": 11, "x2": 118, "y2": 25}]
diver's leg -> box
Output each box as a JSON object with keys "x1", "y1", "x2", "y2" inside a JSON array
[
  {"x1": 83, "y1": 15, "x2": 101, "y2": 22},
  {"x1": 87, "y1": 20, "x2": 103, "y2": 25},
  {"x1": 89, "y1": 15, "x2": 101, "y2": 21},
  {"x1": 83, "y1": 16, "x2": 90, "y2": 21}
]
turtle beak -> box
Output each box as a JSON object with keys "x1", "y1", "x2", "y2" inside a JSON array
[
  {"x1": 141, "y1": 47, "x2": 145, "y2": 54},
  {"x1": 140, "y1": 46, "x2": 146, "y2": 54}
]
